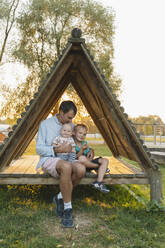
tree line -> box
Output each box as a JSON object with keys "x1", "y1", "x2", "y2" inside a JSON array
[
  {"x1": 129, "y1": 115, "x2": 165, "y2": 136},
  {"x1": 0, "y1": 0, "x2": 122, "y2": 125}
]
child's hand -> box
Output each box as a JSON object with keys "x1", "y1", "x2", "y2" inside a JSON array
[
  {"x1": 82, "y1": 144, "x2": 88, "y2": 150},
  {"x1": 87, "y1": 149, "x2": 94, "y2": 160}
]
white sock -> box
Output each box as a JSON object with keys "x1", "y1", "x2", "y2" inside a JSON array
[
  {"x1": 57, "y1": 192, "x2": 63, "y2": 199},
  {"x1": 64, "y1": 201, "x2": 72, "y2": 210}
]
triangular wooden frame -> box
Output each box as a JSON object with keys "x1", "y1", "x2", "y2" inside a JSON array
[{"x1": 0, "y1": 29, "x2": 162, "y2": 202}]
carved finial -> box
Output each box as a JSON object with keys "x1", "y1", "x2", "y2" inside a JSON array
[{"x1": 71, "y1": 28, "x2": 82, "y2": 38}]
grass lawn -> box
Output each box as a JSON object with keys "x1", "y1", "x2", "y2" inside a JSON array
[{"x1": 0, "y1": 142, "x2": 165, "y2": 248}]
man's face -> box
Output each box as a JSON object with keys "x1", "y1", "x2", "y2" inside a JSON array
[{"x1": 59, "y1": 110, "x2": 75, "y2": 124}]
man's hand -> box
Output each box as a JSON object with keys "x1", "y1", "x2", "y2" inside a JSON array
[
  {"x1": 53, "y1": 142, "x2": 72, "y2": 154},
  {"x1": 86, "y1": 149, "x2": 94, "y2": 160}
]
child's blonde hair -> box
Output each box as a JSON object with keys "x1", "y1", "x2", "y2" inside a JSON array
[{"x1": 74, "y1": 124, "x2": 88, "y2": 132}]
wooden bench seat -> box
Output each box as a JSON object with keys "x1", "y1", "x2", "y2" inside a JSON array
[{"x1": 0, "y1": 155, "x2": 149, "y2": 185}]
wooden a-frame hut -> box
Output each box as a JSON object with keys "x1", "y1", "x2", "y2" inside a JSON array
[{"x1": 0, "y1": 28, "x2": 162, "y2": 202}]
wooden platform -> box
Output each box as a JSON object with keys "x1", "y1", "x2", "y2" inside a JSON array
[{"x1": 0, "y1": 155, "x2": 149, "y2": 185}]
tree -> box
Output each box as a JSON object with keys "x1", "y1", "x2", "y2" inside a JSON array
[
  {"x1": 0, "y1": 0, "x2": 122, "y2": 122},
  {"x1": 129, "y1": 115, "x2": 164, "y2": 125},
  {"x1": 0, "y1": 0, "x2": 20, "y2": 64},
  {"x1": 0, "y1": 72, "x2": 39, "y2": 124},
  {"x1": 129, "y1": 115, "x2": 164, "y2": 136}
]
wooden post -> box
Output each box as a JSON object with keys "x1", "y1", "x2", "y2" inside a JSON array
[
  {"x1": 149, "y1": 169, "x2": 162, "y2": 203},
  {"x1": 144, "y1": 124, "x2": 146, "y2": 142},
  {"x1": 159, "y1": 125, "x2": 162, "y2": 144},
  {"x1": 153, "y1": 125, "x2": 156, "y2": 145}
]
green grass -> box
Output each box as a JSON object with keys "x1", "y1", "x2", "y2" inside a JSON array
[
  {"x1": 0, "y1": 184, "x2": 165, "y2": 248},
  {"x1": 23, "y1": 140, "x2": 112, "y2": 157},
  {"x1": 90, "y1": 144, "x2": 112, "y2": 157},
  {"x1": 1, "y1": 142, "x2": 164, "y2": 247},
  {"x1": 143, "y1": 137, "x2": 165, "y2": 143}
]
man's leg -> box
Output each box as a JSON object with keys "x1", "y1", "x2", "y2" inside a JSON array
[
  {"x1": 42, "y1": 158, "x2": 74, "y2": 227},
  {"x1": 56, "y1": 160, "x2": 73, "y2": 203},
  {"x1": 56, "y1": 160, "x2": 74, "y2": 228},
  {"x1": 71, "y1": 162, "x2": 86, "y2": 187},
  {"x1": 42, "y1": 158, "x2": 64, "y2": 217},
  {"x1": 42, "y1": 158, "x2": 73, "y2": 201}
]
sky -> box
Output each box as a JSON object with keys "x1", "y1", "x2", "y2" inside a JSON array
[
  {"x1": 0, "y1": 0, "x2": 165, "y2": 122},
  {"x1": 98, "y1": 0, "x2": 165, "y2": 122}
]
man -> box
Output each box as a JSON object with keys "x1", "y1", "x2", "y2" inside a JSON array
[{"x1": 36, "y1": 101, "x2": 86, "y2": 228}]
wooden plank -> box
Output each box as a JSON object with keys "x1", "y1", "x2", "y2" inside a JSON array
[
  {"x1": 24, "y1": 156, "x2": 39, "y2": 174},
  {"x1": 109, "y1": 157, "x2": 143, "y2": 175},
  {"x1": 2, "y1": 155, "x2": 138, "y2": 175},
  {"x1": 4, "y1": 164, "x2": 28, "y2": 174},
  {"x1": 0, "y1": 153, "x2": 149, "y2": 187},
  {"x1": 2, "y1": 155, "x2": 38, "y2": 174},
  {"x1": 0, "y1": 176, "x2": 149, "y2": 185},
  {"x1": 108, "y1": 157, "x2": 135, "y2": 174},
  {"x1": 0, "y1": 172, "x2": 147, "y2": 178},
  {"x1": 2, "y1": 155, "x2": 142, "y2": 175},
  {"x1": 18, "y1": 156, "x2": 38, "y2": 174},
  {"x1": 3, "y1": 157, "x2": 30, "y2": 174},
  {"x1": 3, "y1": 159, "x2": 23, "y2": 173}
]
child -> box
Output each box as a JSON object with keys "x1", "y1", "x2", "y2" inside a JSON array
[
  {"x1": 73, "y1": 124, "x2": 110, "y2": 193},
  {"x1": 52, "y1": 123, "x2": 76, "y2": 163}
]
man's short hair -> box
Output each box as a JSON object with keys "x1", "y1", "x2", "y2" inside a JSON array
[{"x1": 59, "y1": 101, "x2": 77, "y2": 115}]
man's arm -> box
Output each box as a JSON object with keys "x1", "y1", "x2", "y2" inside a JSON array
[{"x1": 36, "y1": 122, "x2": 55, "y2": 157}]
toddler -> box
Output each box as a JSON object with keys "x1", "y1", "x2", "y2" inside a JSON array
[{"x1": 73, "y1": 124, "x2": 110, "y2": 193}]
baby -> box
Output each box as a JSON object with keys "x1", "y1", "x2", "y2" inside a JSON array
[{"x1": 52, "y1": 123, "x2": 76, "y2": 163}]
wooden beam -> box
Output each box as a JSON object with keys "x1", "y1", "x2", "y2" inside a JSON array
[
  {"x1": 0, "y1": 174, "x2": 149, "y2": 185},
  {"x1": 0, "y1": 54, "x2": 74, "y2": 171}
]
